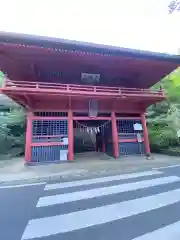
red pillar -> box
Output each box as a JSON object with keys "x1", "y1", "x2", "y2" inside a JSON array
[
  {"x1": 141, "y1": 113, "x2": 151, "y2": 156},
  {"x1": 111, "y1": 111, "x2": 119, "y2": 158},
  {"x1": 25, "y1": 112, "x2": 33, "y2": 162},
  {"x1": 68, "y1": 107, "x2": 74, "y2": 161}
]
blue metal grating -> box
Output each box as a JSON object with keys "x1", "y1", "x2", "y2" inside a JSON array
[
  {"x1": 31, "y1": 145, "x2": 68, "y2": 162},
  {"x1": 116, "y1": 120, "x2": 143, "y2": 134},
  {"x1": 116, "y1": 119, "x2": 145, "y2": 156},
  {"x1": 32, "y1": 136, "x2": 65, "y2": 143},
  {"x1": 119, "y1": 142, "x2": 145, "y2": 155},
  {"x1": 32, "y1": 120, "x2": 68, "y2": 136},
  {"x1": 34, "y1": 112, "x2": 67, "y2": 117},
  {"x1": 31, "y1": 119, "x2": 68, "y2": 162},
  {"x1": 105, "y1": 119, "x2": 145, "y2": 156}
]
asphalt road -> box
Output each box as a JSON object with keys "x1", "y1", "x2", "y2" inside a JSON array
[{"x1": 1, "y1": 165, "x2": 180, "y2": 240}]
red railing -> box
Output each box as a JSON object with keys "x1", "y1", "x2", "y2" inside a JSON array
[{"x1": 2, "y1": 79, "x2": 165, "y2": 98}]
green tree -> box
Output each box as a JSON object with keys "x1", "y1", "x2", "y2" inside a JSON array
[
  {"x1": 0, "y1": 72, "x2": 26, "y2": 158},
  {"x1": 147, "y1": 67, "x2": 180, "y2": 154}
]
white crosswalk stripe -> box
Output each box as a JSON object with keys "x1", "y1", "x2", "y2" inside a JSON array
[
  {"x1": 37, "y1": 176, "x2": 180, "y2": 207},
  {"x1": 132, "y1": 221, "x2": 180, "y2": 240},
  {"x1": 44, "y1": 170, "x2": 162, "y2": 190},
  {"x1": 21, "y1": 170, "x2": 180, "y2": 240}
]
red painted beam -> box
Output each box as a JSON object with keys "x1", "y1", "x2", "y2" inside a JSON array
[
  {"x1": 111, "y1": 111, "x2": 119, "y2": 158},
  {"x1": 116, "y1": 117, "x2": 141, "y2": 120},
  {"x1": 119, "y1": 138, "x2": 144, "y2": 143},
  {"x1": 108, "y1": 138, "x2": 144, "y2": 143},
  {"x1": 4, "y1": 80, "x2": 164, "y2": 96},
  {"x1": 73, "y1": 117, "x2": 111, "y2": 120},
  {"x1": 68, "y1": 107, "x2": 74, "y2": 161},
  {"x1": 2, "y1": 88, "x2": 164, "y2": 101},
  {"x1": 25, "y1": 112, "x2": 33, "y2": 162},
  {"x1": 1, "y1": 80, "x2": 165, "y2": 111},
  {"x1": 31, "y1": 116, "x2": 68, "y2": 120},
  {"x1": 31, "y1": 142, "x2": 67, "y2": 147},
  {"x1": 141, "y1": 113, "x2": 151, "y2": 156},
  {"x1": 32, "y1": 135, "x2": 66, "y2": 138}
]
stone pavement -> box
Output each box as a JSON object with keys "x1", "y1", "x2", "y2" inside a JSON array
[{"x1": 0, "y1": 152, "x2": 180, "y2": 185}]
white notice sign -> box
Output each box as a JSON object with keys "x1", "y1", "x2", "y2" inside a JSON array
[
  {"x1": 133, "y1": 123, "x2": 143, "y2": 131},
  {"x1": 63, "y1": 137, "x2": 68, "y2": 145},
  {"x1": 177, "y1": 130, "x2": 180, "y2": 137},
  {"x1": 89, "y1": 99, "x2": 99, "y2": 117},
  {"x1": 60, "y1": 150, "x2": 68, "y2": 161},
  {"x1": 137, "y1": 133, "x2": 142, "y2": 143}
]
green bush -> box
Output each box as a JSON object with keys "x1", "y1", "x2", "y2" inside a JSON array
[{"x1": 147, "y1": 67, "x2": 180, "y2": 154}]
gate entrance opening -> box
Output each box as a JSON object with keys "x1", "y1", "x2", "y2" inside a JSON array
[{"x1": 73, "y1": 120, "x2": 111, "y2": 158}]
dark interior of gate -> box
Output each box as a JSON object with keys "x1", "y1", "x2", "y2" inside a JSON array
[
  {"x1": 74, "y1": 120, "x2": 106, "y2": 154},
  {"x1": 74, "y1": 119, "x2": 145, "y2": 158}
]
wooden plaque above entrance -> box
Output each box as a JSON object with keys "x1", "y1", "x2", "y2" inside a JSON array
[{"x1": 88, "y1": 100, "x2": 99, "y2": 117}]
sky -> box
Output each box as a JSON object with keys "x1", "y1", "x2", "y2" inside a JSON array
[{"x1": 0, "y1": 0, "x2": 179, "y2": 54}]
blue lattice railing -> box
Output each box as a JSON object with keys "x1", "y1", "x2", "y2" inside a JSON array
[
  {"x1": 117, "y1": 119, "x2": 145, "y2": 155},
  {"x1": 31, "y1": 118, "x2": 68, "y2": 162}
]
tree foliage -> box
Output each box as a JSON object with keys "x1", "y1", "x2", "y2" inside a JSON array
[
  {"x1": 147, "y1": 67, "x2": 180, "y2": 154},
  {"x1": 0, "y1": 72, "x2": 26, "y2": 158}
]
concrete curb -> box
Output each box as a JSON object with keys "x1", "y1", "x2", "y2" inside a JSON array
[
  {"x1": 0, "y1": 166, "x2": 157, "y2": 186},
  {"x1": 1, "y1": 162, "x2": 180, "y2": 187}
]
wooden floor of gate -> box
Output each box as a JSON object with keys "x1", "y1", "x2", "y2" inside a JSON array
[{"x1": 74, "y1": 151, "x2": 112, "y2": 161}]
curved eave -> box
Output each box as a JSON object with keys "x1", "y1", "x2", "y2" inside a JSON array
[{"x1": 0, "y1": 31, "x2": 180, "y2": 64}]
